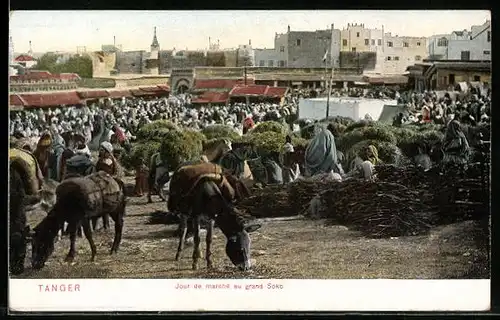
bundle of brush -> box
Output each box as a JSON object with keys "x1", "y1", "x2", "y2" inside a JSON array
[
  {"x1": 374, "y1": 164, "x2": 439, "y2": 205},
  {"x1": 375, "y1": 164, "x2": 431, "y2": 188},
  {"x1": 319, "y1": 179, "x2": 433, "y2": 238},
  {"x1": 236, "y1": 184, "x2": 292, "y2": 218},
  {"x1": 432, "y1": 163, "x2": 490, "y2": 225},
  {"x1": 287, "y1": 173, "x2": 340, "y2": 215}
]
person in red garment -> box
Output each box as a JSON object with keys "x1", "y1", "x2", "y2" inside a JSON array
[
  {"x1": 242, "y1": 116, "x2": 255, "y2": 134},
  {"x1": 112, "y1": 125, "x2": 127, "y2": 144}
]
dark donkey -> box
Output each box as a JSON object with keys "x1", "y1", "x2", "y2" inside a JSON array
[
  {"x1": 30, "y1": 171, "x2": 126, "y2": 270},
  {"x1": 9, "y1": 165, "x2": 40, "y2": 275},
  {"x1": 168, "y1": 162, "x2": 260, "y2": 271}
]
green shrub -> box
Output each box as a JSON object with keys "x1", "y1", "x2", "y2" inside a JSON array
[
  {"x1": 397, "y1": 129, "x2": 444, "y2": 159},
  {"x1": 292, "y1": 136, "x2": 309, "y2": 149},
  {"x1": 122, "y1": 141, "x2": 161, "y2": 169},
  {"x1": 159, "y1": 129, "x2": 205, "y2": 170},
  {"x1": 249, "y1": 121, "x2": 289, "y2": 135},
  {"x1": 202, "y1": 124, "x2": 240, "y2": 141},
  {"x1": 239, "y1": 131, "x2": 285, "y2": 155},
  {"x1": 344, "y1": 120, "x2": 376, "y2": 133},
  {"x1": 345, "y1": 140, "x2": 404, "y2": 168},
  {"x1": 135, "y1": 120, "x2": 179, "y2": 142},
  {"x1": 336, "y1": 125, "x2": 398, "y2": 152},
  {"x1": 319, "y1": 116, "x2": 355, "y2": 127},
  {"x1": 300, "y1": 122, "x2": 347, "y2": 140}
]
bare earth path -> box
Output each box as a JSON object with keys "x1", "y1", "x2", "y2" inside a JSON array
[{"x1": 17, "y1": 179, "x2": 489, "y2": 279}]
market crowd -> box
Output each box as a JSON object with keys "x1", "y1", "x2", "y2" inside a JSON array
[{"x1": 9, "y1": 86, "x2": 491, "y2": 188}]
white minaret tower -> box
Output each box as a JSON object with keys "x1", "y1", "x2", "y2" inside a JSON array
[
  {"x1": 28, "y1": 40, "x2": 33, "y2": 56},
  {"x1": 149, "y1": 27, "x2": 160, "y2": 75},
  {"x1": 9, "y1": 36, "x2": 18, "y2": 76}
]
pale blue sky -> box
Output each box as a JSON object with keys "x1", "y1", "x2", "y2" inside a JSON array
[{"x1": 10, "y1": 10, "x2": 491, "y2": 53}]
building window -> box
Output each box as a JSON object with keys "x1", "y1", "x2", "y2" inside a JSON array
[
  {"x1": 364, "y1": 39, "x2": 369, "y2": 45},
  {"x1": 268, "y1": 60, "x2": 274, "y2": 67},
  {"x1": 279, "y1": 60, "x2": 285, "y2": 67},
  {"x1": 378, "y1": 39, "x2": 382, "y2": 45},
  {"x1": 259, "y1": 60, "x2": 265, "y2": 67},
  {"x1": 371, "y1": 39, "x2": 375, "y2": 45},
  {"x1": 280, "y1": 46, "x2": 285, "y2": 52},
  {"x1": 403, "y1": 42, "x2": 409, "y2": 47},
  {"x1": 356, "y1": 32, "x2": 360, "y2": 37},
  {"x1": 487, "y1": 31, "x2": 491, "y2": 42},
  {"x1": 417, "y1": 41, "x2": 421, "y2": 46},
  {"x1": 387, "y1": 56, "x2": 392, "y2": 61},
  {"x1": 296, "y1": 39, "x2": 301, "y2": 46},
  {"x1": 395, "y1": 56, "x2": 400, "y2": 61},
  {"x1": 461, "y1": 51, "x2": 470, "y2": 61},
  {"x1": 484, "y1": 50, "x2": 491, "y2": 55},
  {"x1": 474, "y1": 75, "x2": 481, "y2": 81},
  {"x1": 387, "y1": 41, "x2": 393, "y2": 47},
  {"x1": 437, "y1": 38, "x2": 448, "y2": 47},
  {"x1": 352, "y1": 47, "x2": 356, "y2": 52},
  {"x1": 415, "y1": 55, "x2": 422, "y2": 61},
  {"x1": 342, "y1": 39, "x2": 347, "y2": 46}
]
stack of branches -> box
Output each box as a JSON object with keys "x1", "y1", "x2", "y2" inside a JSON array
[
  {"x1": 236, "y1": 184, "x2": 291, "y2": 218},
  {"x1": 374, "y1": 164, "x2": 440, "y2": 194},
  {"x1": 432, "y1": 163, "x2": 490, "y2": 225},
  {"x1": 318, "y1": 180, "x2": 433, "y2": 238},
  {"x1": 376, "y1": 163, "x2": 489, "y2": 226},
  {"x1": 287, "y1": 174, "x2": 340, "y2": 216}
]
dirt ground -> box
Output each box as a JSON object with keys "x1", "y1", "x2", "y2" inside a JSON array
[{"x1": 15, "y1": 177, "x2": 490, "y2": 280}]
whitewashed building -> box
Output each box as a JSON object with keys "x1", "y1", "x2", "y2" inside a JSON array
[
  {"x1": 254, "y1": 34, "x2": 287, "y2": 68},
  {"x1": 427, "y1": 20, "x2": 491, "y2": 61},
  {"x1": 447, "y1": 20, "x2": 491, "y2": 60},
  {"x1": 237, "y1": 41, "x2": 256, "y2": 66},
  {"x1": 339, "y1": 24, "x2": 427, "y2": 74},
  {"x1": 427, "y1": 34, "x2": 451, "y2": 60},
  {"x1": 382, "y1": 33, "x2": 427, "y2": 74}
]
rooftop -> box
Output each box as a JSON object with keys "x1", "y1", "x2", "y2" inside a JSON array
[{"x1": 15, "y1": 54, "x2": 36, "y2": 62}]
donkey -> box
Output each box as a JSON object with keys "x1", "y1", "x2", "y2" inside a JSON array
[
  {"x1": 30, "y1": 171, "x2": 126, "y2": 270},
  {"x1": 169, "y1": 163, "x2": 260, "y2": 271},
  {"x1": 9, "y1": 166, "x2": 40, "y2": 275}
]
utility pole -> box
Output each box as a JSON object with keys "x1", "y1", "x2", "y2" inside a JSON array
[
  {"x1": 244, "y1": 65, "x2": 247, "y2": 85},
  {"x1": 325, "y1": 26, "x2": 335, "y2": 119},
  {"x1": 325, "y1": 65, "x2": 333, "y2": 119}
]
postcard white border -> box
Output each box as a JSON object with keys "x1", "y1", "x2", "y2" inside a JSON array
[{"x1": 9, "y1": 279, "x2": 490, "y2": 312}]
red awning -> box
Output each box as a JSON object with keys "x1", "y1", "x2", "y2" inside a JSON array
[
  {"x1": 18, "y1": 92, "x2": 84, "y2": 108},
  {"x1": 156, "y1": 84, "x2": 171, "y2": 91},
  {"x1": 106, "y1": 89, "x2": 133, "y2": 98},
  {"x1": 229, "y1": 85, "x2": 268, "y2": 96},
  {"x1": 138, "y1": 86, "x2": 162, "y2": 92},
  {"x1": 10, "y1": 94, "x2": 26, "y2": 107},
  {"x1": 191, "y1": 91, "x2": 229, "y2": 104},
  {"x1": 265, "y1": 86, "x2": 288, "y2": 98},
  {"x1": 77, "y1": 90, "x2": 110, "y2": 99}
]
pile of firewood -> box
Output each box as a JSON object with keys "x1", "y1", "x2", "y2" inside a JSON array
[
  {"x1": 375, "y1": 164, "x2": 435, "y2": 188},
  {"x1": 318, "y1": 180, "x2": 433, "y2": 238},
  {"x1": 431, "y1": 164, "x2": 490, "y2": 225},
  {"x1": 237, "y1": 185, "x2": 292, "y2": 218},
  {"x1": 376, "y1": 163, "x2": 490, "y2": 226},
  {"x1": 287, "y1": 174, "x2": 340, "y2": 215}
]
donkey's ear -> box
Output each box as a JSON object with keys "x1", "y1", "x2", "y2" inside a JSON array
[{"x1": 244, "y1": 224, "x2": 261, "y2": 233}]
